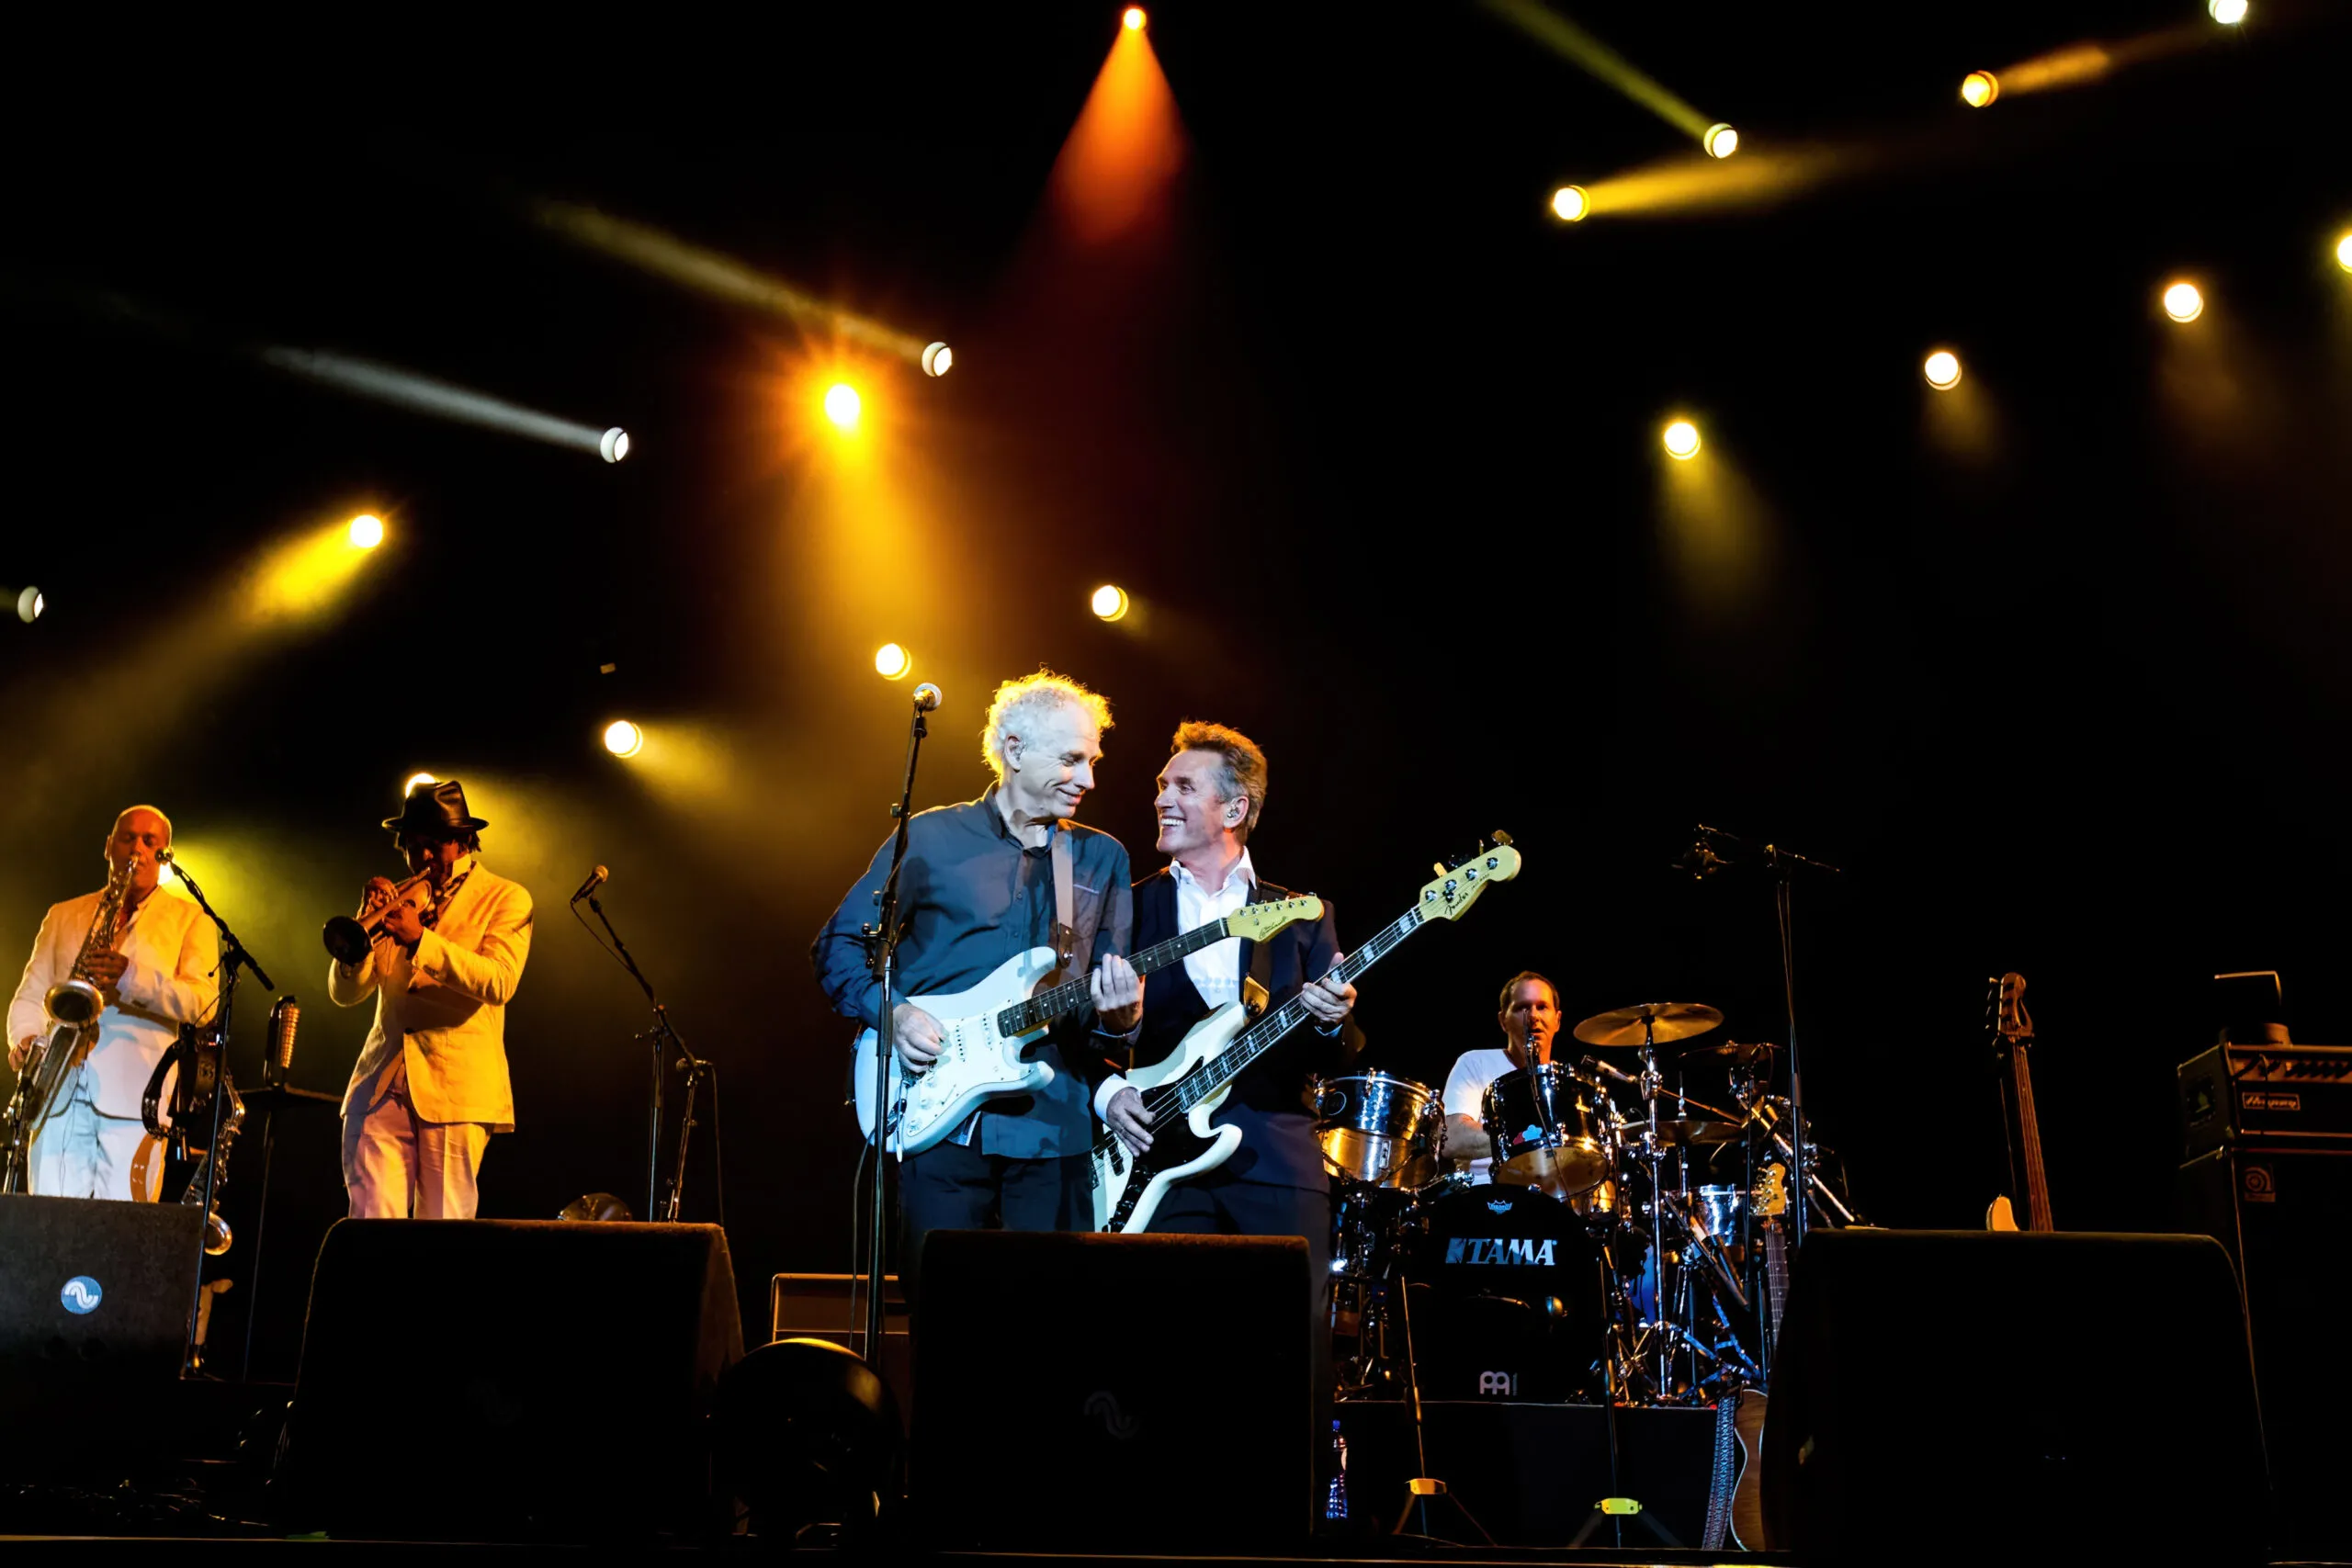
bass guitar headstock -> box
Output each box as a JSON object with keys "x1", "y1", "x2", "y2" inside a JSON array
[
  {"x1": 1754, "y1": 1160, "x2": 1789, "y2": 1220},
  {"x1": 1417, "y1": 831, "x2": 1521, "y2": 923},
  {"x1": 1226, "y1": 895, "x2": 1323, "y2": 944},
  {"x1": 1985, "y1": 971, "x2": 2033, "y2": 1045}
]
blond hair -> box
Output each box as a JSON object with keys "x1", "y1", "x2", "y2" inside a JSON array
[{"x1": 981, "y1": 669, "x2": 1113, "y2": 780}]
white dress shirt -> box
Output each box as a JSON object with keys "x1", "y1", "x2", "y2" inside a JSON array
[{"x1": 1172, "y1": 849, "x2": 1257, "y2": 1013}]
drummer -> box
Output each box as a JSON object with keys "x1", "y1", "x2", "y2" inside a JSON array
[{"x1": 1441, "y1": 971, "x2": 1562, "y2": 1183}]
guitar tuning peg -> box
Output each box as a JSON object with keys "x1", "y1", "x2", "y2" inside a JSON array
[
  {"x1": 1491, "y1": 829, "x2": 1513, "y2": 847},
  {"x1": 1433, "y1": 862, "x2": 1448, "y2": 878}
]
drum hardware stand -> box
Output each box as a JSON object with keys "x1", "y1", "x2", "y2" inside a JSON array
[
  {"x1": 155, "y1": 852, "x2": 271, "y2": 1378},
  {"x1": 1387, "y1": 1270, "x2": 1491, "y2": 1546},
  {"x1": 582, "y1": 891, "x2": 712, "y2": 1223},
  {"x1": 1571, "y1": 1254, "x2": 1680, "y2": 1551},
  {"x1": 853, "y1": 681, "x2": 938, "y2": 1363}
]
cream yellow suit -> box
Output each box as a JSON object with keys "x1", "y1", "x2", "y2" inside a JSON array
[
  {"x1": 7, "y1": 886, "x2": 220, "y2": 1199},
  {"x1": 331, "y1": 856, "x2": 532, "y2": 1216}
]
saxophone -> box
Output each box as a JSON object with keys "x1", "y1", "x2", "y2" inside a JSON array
[
  {"x1": 3, "y1": 856, "x2": 137, "y2": 1191},
  {"x1": 180, "y1": 1071, "x2": 245, "y2": 1254}
]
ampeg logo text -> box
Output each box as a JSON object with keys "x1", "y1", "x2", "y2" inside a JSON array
[
  {"x1": 1444, "y1": 1236, "x2": 1557, "y2": 1266},
  {"x1": 61, "y1": 1276, "x2": 103, "y2": 1314},
  {"x1": 1084, "y1": 1391, "x2": 1141, "y2": 1441}
]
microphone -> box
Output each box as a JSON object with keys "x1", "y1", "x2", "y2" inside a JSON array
[
  {"x1": 268, "y1": 996, "x2": 300, "y2": 1084},
  {"x1": 570, "y1": 864, "x2": 609, "y2": 904},
  {"x1": 1678, "y1": 838, "x2": 1726, "y2": 880},
  {"x1": 1582, "y1": 1054, "x2": 1639, "y2": 1086},
  {"x1": 911, "y1": 682, "x2": 943, "y2": 713}
]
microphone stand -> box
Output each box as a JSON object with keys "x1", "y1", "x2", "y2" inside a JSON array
[
  {"x1": 856, "y1": 691, "x2": 932, "y2": 1363},
  {"x1": 583, "y1": 893, "x2": 710, "y2": 1222},
  {"x1": 159, "y1": 855, "x2": 273, "y2": 1376}
]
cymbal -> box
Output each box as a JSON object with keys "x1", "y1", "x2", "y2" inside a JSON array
[
  {"x1": 1616, "y1": 1117, "x2": 1747, "y2": 1147},
  {"x1": 1572, "y1": 1001, "x2": 1724, "y2": 1048},
  {"x1": 1679, "y1": 1040, "x2": 1776, "y2": 1066}
]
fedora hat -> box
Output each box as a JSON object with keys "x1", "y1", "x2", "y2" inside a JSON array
[{"x1": 382, "y1": 779, "x2": 489, "y2": 835}]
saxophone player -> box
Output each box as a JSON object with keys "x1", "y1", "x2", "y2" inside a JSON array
[
  {"x1": 332, "y1": 779, "x2": 533, "y2": 1220},
  {"x1": 6, "y1": 806, "x2": 219, "y2": 1199}
]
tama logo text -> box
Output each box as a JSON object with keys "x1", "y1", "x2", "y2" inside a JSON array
[{"x1": 1444, "y1": 1236, "x2": 1557, "y2": 1266}]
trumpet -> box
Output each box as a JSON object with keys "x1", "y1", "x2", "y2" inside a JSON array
[{"x1": 322, "y1": 872, "x2": 435, "y2": 964}]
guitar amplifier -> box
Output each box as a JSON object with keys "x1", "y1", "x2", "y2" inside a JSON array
[
  {"x1": 2178, "y1": 1043, "x2": 2352, "y2": 1156},
  {"x1": 770, "y1": 1272, "x2": 910, "y2": 1428}
]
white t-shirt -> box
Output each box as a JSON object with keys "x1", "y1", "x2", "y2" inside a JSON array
[{"x1": 1442, "y1": 1046, "x2": 1519, "y2": 1185}]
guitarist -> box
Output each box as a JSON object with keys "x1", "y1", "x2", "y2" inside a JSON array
[
  {"x1": 812, "y1": 671, "x2": 1145, "y2": 1296},
  {"x1": 1101, "y1": 723, "x2": 1360, "y2": 1358}
]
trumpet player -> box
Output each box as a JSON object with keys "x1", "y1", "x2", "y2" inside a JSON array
[
  {"x1": 331, "y1": 780, "x2": 533, "y2": 1220},
  {"x1": 6, "y1": 806, "x2": 218, "y2": 1199}
]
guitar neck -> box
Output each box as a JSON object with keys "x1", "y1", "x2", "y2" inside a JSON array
[
  {"x1": 999, "y1": 916, "x2": 1261, "y2": 1037},
  {"x1": 1157, "y1": 904, "x2": 1424, "y2": 1114},
  {"x1": 2000, "y1": 1041, "x2": 2055, "y2": 1232}
]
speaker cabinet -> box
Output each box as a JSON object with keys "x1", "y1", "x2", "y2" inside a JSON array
[
  {"x1": 2182, "y1": 1144, "x2": 2352, "y2": 1555},
  {"x1": 1762, "y1": 1228, "x2": 2267, "y2": 1563},
  {"x1": 279, "y1": 1219, "x2": 743, "y2": 1540},
  {"x1": 912, "y1": 1230, "x2": 1310, "y2": 1553}
]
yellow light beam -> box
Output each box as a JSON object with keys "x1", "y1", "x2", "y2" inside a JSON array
[
  {"x1": 534, "y1": 198, "x2": 935, "y2": 366},
  {"x1": 1480, "y1": 0, "x2": 1713, "y2": 141}
]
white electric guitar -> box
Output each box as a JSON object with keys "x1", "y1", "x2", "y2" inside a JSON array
[
  {"x1": 1091, "y1": 836, "x2": 1521, "y2": 1234},
  {"x1": 851, "y1": 896, "x2": 1323, "y2": 1156}
]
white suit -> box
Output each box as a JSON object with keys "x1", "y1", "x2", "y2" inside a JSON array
[
  {"x1": 330, "y1": 856, "x2": 532, "y2": 1216},
  {"x1": 7, "y1": 886, "x2": 220, "y2": 1199}
]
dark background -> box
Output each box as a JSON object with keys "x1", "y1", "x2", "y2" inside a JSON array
[{"x1": 4, "y1": 3, "x2": 2347, "y2": 1348}]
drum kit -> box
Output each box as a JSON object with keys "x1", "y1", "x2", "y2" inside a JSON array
[{"x1": 1318, "y1": 999, "x2": 1860, "y2": 1411}]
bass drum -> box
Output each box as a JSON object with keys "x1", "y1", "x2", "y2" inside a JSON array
[
  {"x1": 1403, "y1": 1183, "x2": 1606, "y2": 1401},
  {"x1": 1313, "y1": 1071, "x2": 1442, "y2": 1190}
]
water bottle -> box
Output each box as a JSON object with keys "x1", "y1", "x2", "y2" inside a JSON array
[{"x1": 1324, "y1": 1417, "x2": 1349, "y2": 1522}]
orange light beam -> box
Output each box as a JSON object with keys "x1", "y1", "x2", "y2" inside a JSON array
[{"x1": 1048, "y1": 17, "x2": 1187, "y2": 244}]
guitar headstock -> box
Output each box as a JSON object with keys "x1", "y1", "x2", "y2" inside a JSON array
[
  {"x1": 1416, "y1": 832, "x2": 1521, "y2": 923},
  {"x1": 1986, "y1": 971, "x2": 2033, "y2": 1044},
  {"x1": 1226, "y1": 895, "x2": 1324, "y2": 944},
  {"x1": 1755, "y1": 1161, "x2": 1788, "y2": 1218}
]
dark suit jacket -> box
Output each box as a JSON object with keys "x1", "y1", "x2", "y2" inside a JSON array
[{"x1": 1131, "y1": 864, "x2": 1365, "y2": 1190}]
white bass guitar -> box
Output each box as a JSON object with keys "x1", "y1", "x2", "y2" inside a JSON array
[{"x1": 852, "y1": 896, "x2": 1324, "y2": 1156}]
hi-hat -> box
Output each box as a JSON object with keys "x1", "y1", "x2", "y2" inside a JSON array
[
  {"x1": 1680, "y1": 1040, "x2": 1776, "y2": 1066},
  {"x1": 1573, "y1": 1001, "x2": 1724, "y2": 1048}
]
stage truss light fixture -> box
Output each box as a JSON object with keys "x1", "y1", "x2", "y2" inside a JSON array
[
  {"x1": 600, "y1": 427, "x2": 630, "y2": 463},
  {"x1": 2209, "y1": 0, "x2": 2247, "y2": 23},
  {"x1": 2335, "y1": 231, "x2": 2352, "y2": 273},
  {"x1": 1550, "y1": 185, "x2": 1589, "y2": 222},
  {"x1": 404, "y1": 772, "x2": 438, "y2": 795},
  {"x1": 1663, "y1": 419, "x2": 1702, "y2": 459},
  {"x1": 1961, "y1": 71, "x2": 1998, "y2": 107},
  {"x1": 824, "y1": 384, "x2": 863, "y2": 433},
  {"x1": 2164, "y1": 280, "x2": 2206, "y2": 322},
  {"x1": 1923, "y1": 350, "x2": 1963, "y2": 389},
  {"x1": 347, "y1": 514, "x2": 384, "y2": 549},
  {"x1": 922, "y1": 342, "x2": 955, "y2": 378},
  {"x1": 1091, "y1": 584, "x2": 1130, "y2": 622},
  {"x1": 1703, "y1": 123, "x2": 1739, "y2": 159},
  {"x1": 604, "y1": 720, "x2": 645, "y2": 759},
  {"x1": 16, "y1": 586, "x2": 42, "y2": 623},
  {"x1": 875, "y1": 643, "x2": 911, "y2": 681},
  {"x1": 1123, "y1": 6, "x2": 1146, "y2": 29}
]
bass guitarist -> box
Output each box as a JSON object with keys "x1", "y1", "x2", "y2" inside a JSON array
[
  {"x1": 1101, "y1": 722, "x2": 1359, "y2": 1303},
  {"x1": 813, "y1": 670, "x2": 1144, "y2": 1298}
]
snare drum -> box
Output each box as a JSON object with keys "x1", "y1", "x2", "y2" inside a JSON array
[
  {"x1": 1481, "y1": 1063, "x2": 1614, "y2": 1203},
  {"x1": 1313, "y1": 1070, "x2": 1442, "y2": 1189}
]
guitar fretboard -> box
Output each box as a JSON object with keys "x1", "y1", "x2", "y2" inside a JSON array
[{"x1": 995, "y1": 917, "x2": 1249, "y2": 1037}]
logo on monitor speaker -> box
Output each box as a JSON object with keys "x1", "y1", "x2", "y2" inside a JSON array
[
  {"x1": 1477, "y1": 1371, "x2": 1517, "y2": 1396},
  {"x1": 61, "y1": 1276, "x2": 103, "y2": 1314},
  {"x1": 1084, "y1": 1391, "x2": 1141, "y2": 1441}
]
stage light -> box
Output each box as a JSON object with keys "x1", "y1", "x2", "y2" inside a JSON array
[
  {"x1": 604, "y1": 720, "x2": 645, "y2": 759},
  {"x1": 1091, "y1": 584, "x2": 1130, "y2": 622},
  {"x1": 2209, "y1": 0, "x2": 2247, "y2": 23},
  {"x1": 1703, "y1": 123, "x2": 1738, "y2": 159},
  {"x1": 600, "y1": 427, "x2": 630, "y2": 463},
  {"x1": 1663, "y1": 419, "x2": 1702, "y2": 459},
  {"x1": 1923, "y1": 350, "x2": 1962, "y2": 389},
  {"x1": 16, "y1": 587, "x2": 41, "y2": 624},
  {"x1": 2164, "y1": 280, "x2": 2205, "y2": 322},
  {"x1": 875, "y1": 643, "x2": 910, "y2": 680},
  {"x1": 1123, "y1": 6, "x2": 1146, "y2": 28},
  {"x1": 1961, "y1": 71, "x2": 1998, "y2": 107},
  {"x1": 404, "y1": 772, "x2": 438, "y2": 795},
  {"x1": 347, "y1": 514, "x2": 384, "y2": 548},
  {"x1": 824, "y1": 384, "x2": 863, "y2": 433},
  {"x1": 2335, "y1": 231, "x2": 2352, "y2": 272},
  {"x1": 1550, "y1": 185, "x2": 1589, "y2": 222},
  {"x1": 922, "y1": 342, "x2": 954, "y2": 378}
]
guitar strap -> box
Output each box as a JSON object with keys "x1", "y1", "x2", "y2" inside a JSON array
[{"x1": 1050, "y1": 822, "x2": 1078, "y2": 972}]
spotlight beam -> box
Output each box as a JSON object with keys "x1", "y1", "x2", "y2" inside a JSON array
[
  {"x1": 534, "y1": 199, "x2": 938, "y2": 367},
  {"x1": 1480, "y1": 0, "x2": 1714, "y2": 141},
  {"x1": 261, "y1": 347, "x2": 616, "y2": 457}
]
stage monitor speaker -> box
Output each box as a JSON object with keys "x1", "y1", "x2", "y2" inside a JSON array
[
  {"x1": 0, "y1": 1194, "x2": 204, "y2": 1472},
  {"x1": 2181, "y1": 1143, "x2": 2352, "y2": 1556},
  {"x1": 1762, "y1": 1229, "x2": 2267, "y2": 1563},
  {"x1": 913, "y1": 1230, "x2": 1311, "y2": 1553},
  {"x1": 279, "y1": 1218, "x2": 743, "y2": 1541}
]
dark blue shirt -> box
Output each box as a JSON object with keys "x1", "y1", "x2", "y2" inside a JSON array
[{"x1": 811, "y1": 786, "x2": 1135, "y2": 1158}]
